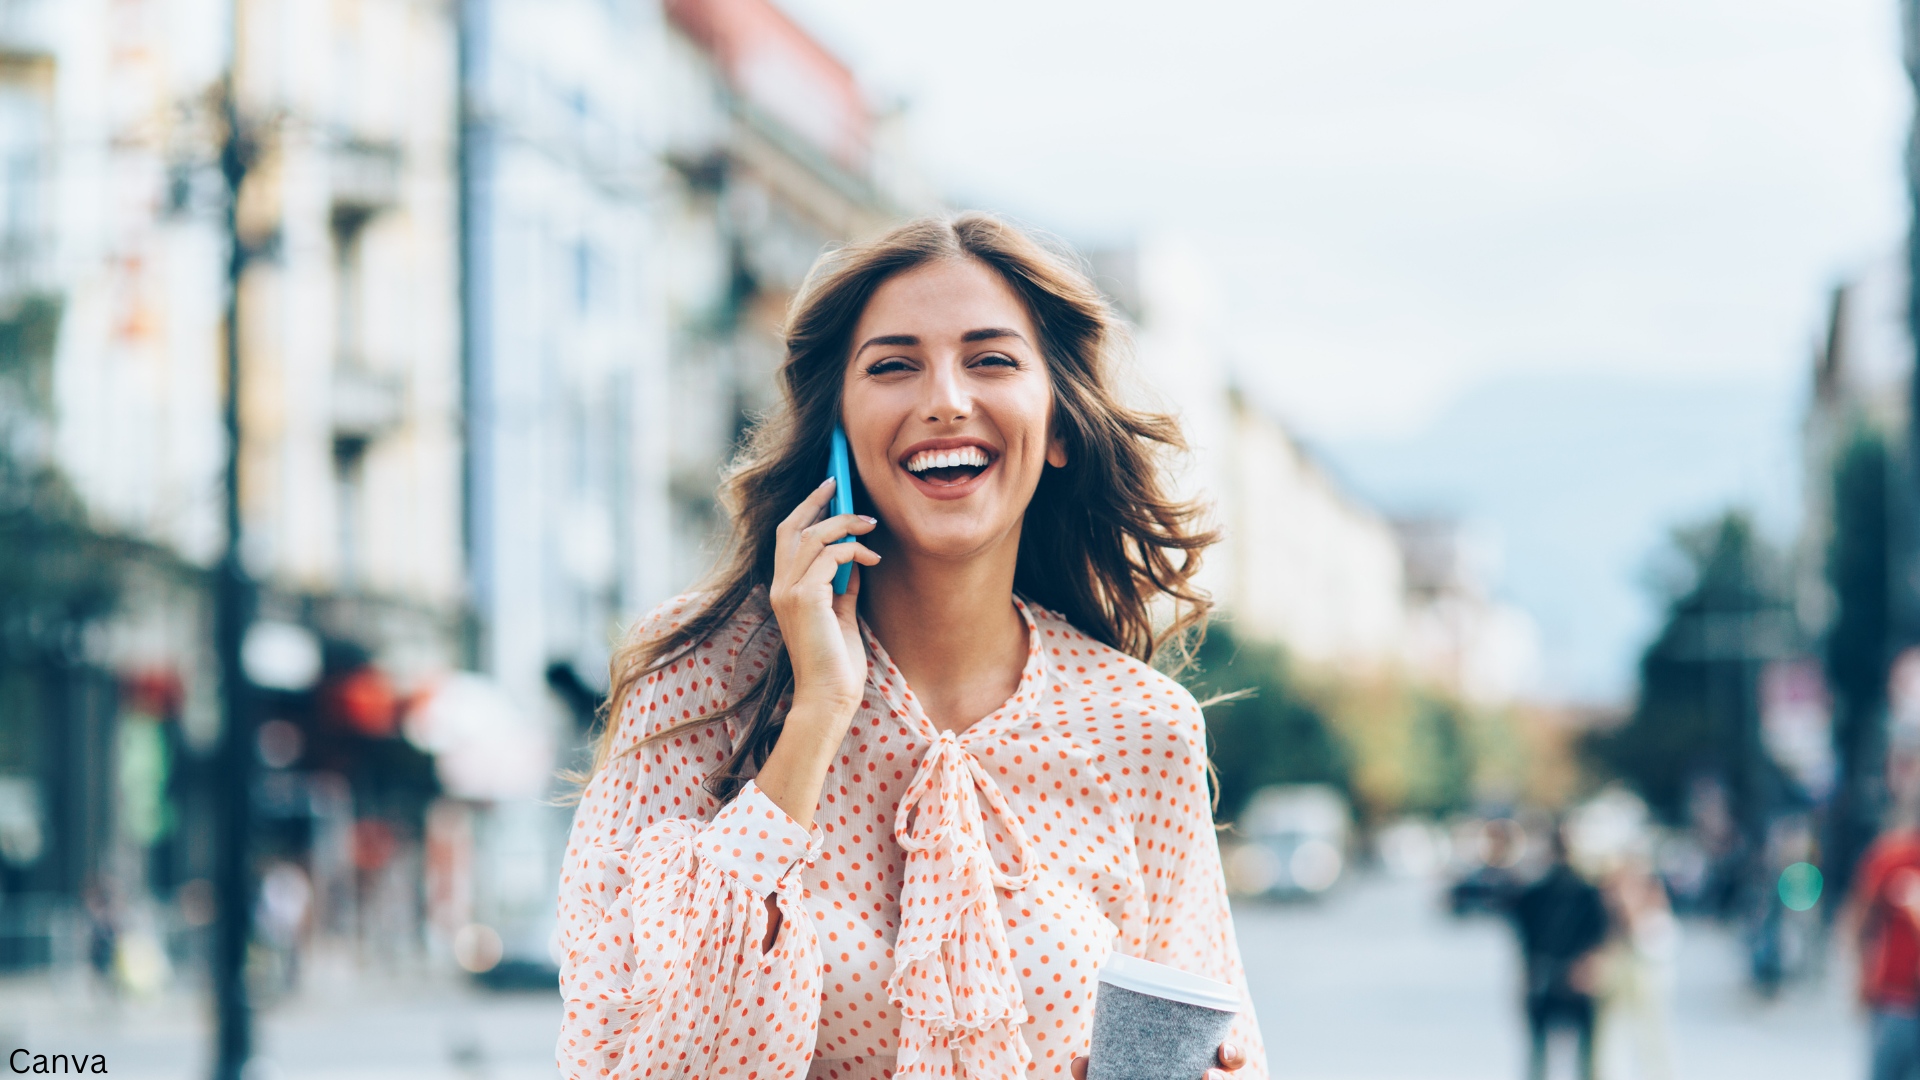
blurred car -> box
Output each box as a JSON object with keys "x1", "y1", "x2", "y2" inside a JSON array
[{"x1": 1226, "y1": 785, "x2": 1350, "y2": 900}]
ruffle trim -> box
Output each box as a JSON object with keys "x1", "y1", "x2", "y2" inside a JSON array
[{"x1": 884, "y1": 732, "x2": 1037, "y2": 1078}]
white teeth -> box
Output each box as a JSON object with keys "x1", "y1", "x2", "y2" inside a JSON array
[{"x1": 906, "y1": 447, "x2": 990, "y2": 473}]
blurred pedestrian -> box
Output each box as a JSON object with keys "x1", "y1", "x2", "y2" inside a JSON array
[
  {"x1": 256, "y1": 860, "x2": 313, "y2": 994},
  {"x1": 1594, "y1": 856, "x2": 1677, "y2": 1080},
  {"x1": 1845, "y1": 795, "x2": 1920, "y2": 1080},
  {"x1": 1512, "y1": 827, "x2": 1609, "y2": 1080},
  {"x1": 81, "y1": 877, "x2": 117, "y2": 996}
]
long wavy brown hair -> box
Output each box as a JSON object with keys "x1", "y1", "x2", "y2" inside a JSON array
[{"x1": 595, "y1": 213, "x2": 1218, "y2": 803}]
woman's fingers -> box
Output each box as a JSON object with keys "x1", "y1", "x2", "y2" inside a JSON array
[
  {"x1": 787, "y1": 507, "x2": 879, "y2": 549},
  {"x1": 776, "y1": 477, "x2": 838, "y2": 540},
  {"x1": 791, "y1": 507, "x2": 879, "y2": 576},
  {"x1": 1067, "y1": 1043, "x2": 1237, "y2": 1080},
  {"x1": 770, "y1": 479, "x2": 878, "y2": 605},
  {"x1": 797, "y1": 541, "x2": 880, "y2": 588}
]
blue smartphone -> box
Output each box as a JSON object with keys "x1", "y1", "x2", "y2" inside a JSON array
[{"x1": 828, "y1": 425, "x2": 855, "y2": 594}]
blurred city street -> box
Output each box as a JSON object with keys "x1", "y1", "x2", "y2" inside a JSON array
[
  {"x1": 1241, "y1": 876, "x2": 1857, "y2": 1080},
  {"x1": 1, "y1": 872, "x2": 1863, "y2": 1079},
  {"x1": 0, "y1": 0, "x2": 1911, "y2": 1076}
]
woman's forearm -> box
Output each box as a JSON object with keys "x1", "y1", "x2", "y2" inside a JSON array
[{"x1": 755, "y1": 703, "x2": 848, "y2": 826}]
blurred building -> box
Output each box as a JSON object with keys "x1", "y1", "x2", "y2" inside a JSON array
[
  {"x1": 1219, "y1": 390, "x2": 1411, "y2": 669},
  {"x1": 0, "y1": 0, "x2": 120, "y2": 966},
  {"x1": 459, "y1": 0, "x2": 667, "y2": 743},
  {"x1": 447, "y1": 0, "x2": 679, "y2": 973},
  {"x1": 1395, "y1": 518, "x2": 1541, "y2": 705},
  {"x1": 1800, "y1": 253, "x2": 1909, "y2": 633},
  {"x1": 1, "y1": 0, "x2": 468, "y2": 974},
  {"x1": 1093, "y1": 239, "x2": 1538, "y2": 703},
  {"x1": 0, "y1": 0, "x2": 940, "y2": 984}
]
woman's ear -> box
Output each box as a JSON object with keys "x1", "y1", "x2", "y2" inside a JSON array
[{"x1": 1046, "y1": 435, "x2": 1068, "y2": 469}]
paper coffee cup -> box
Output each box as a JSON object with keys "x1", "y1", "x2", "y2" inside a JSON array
[{"x1": 1085, "y1": 952, "x2": 1240, "y2": 1080}]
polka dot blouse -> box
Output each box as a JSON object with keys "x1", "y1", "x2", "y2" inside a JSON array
[{"x1": 556, "y1": 589, "x2": 1269, "y2": 1079}]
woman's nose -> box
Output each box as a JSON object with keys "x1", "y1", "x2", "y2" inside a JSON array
[{"x1": 921, "y1": 360, "x2": 970, "y2": 423}]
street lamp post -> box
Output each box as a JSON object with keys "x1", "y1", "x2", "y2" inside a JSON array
[{"x1": 211, "y1": 49, "x2": 259, "y2": 1080}]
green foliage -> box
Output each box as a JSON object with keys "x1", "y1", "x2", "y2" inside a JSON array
[
  {"x1": 0, "y1": 294, "x2": 62, "y2": 413},
  {"x1": 1591, "y1": 510, "x2": 1788, "y2": 821},
  {"x1": 1183, "y1": 626, "x2": 1350, "y2": 824},
  {"x1": 1401, "y1": 695, "x2": 1475, "y2": 816},
  {"x1": 0, "y1": 294, "x2": 128, "y2": 648}
]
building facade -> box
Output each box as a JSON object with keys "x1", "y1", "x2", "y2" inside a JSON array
[
  {"x1": 1093, "y1": 238, "x2": 1538, "y2": 702},
  {"x1": 3, "y1": 0, "x2": 468, "y2": 975},
  {"x1": 459, "y1": 0, "x2": 669, "y2": 738}
]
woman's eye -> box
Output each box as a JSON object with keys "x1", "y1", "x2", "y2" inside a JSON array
[
  {"x1": 975, "y1": 353, "x2": 1018, "y2": 369},
  {"x1": 866, "y1": 357, "x2": 912, "y2": 375}
]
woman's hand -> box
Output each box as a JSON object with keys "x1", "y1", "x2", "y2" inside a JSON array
[
  {"x1": 1069, "y1": 1041, "x2": 1245, "y2": 1080},
  {"x1": 757, "y1": 477, "x2": 880, "y2": 826},
  {"x1": 768, "y1": 477, "x2": 879, "y2": 718}
]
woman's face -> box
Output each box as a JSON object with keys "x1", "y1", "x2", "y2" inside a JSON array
[{"x1": 840, "y1": 257, "x2": 1066, "y2": 565}]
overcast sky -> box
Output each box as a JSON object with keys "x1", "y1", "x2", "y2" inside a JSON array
[
  {"x1": 786, "y1": 0, "x2": 1910, "y2": 439},
  {"x1": 782, "y1": 0, "x2": 1915, "y2": 700}
]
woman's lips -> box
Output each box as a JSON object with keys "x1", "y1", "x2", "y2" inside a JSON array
[{"x1": 900, "y1": 456, "x2": 997, "y2": 500}]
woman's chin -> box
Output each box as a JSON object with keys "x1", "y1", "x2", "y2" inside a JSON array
[{"x1": 875, "y1": 518, "x2": 1018, "y2": 565}]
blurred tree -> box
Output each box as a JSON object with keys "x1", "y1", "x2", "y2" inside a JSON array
[
  {"x1": 1402, "y1": 695, "x2": 1475, "y2": 816},
  {"x1": 1183, "y1": 627, "x2": 1350, "y2": 825},
  {"x1": 0, "y1": 294, "x2": 128, "y2": 650},
  {"x1": 1313, "y1": 673, "x2": 1492, "y2": 824},
  {"x1": 1824, "y1": 426, "x2": 1893, "y2": 906},
  {"x1": 0, "y1": 293, "x2": 146, "y2": 904},
  {"x1": 1591, "y1": 511, "x2": 1792, "y2": 829}
]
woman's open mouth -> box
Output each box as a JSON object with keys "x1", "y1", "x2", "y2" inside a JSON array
[{"x1": 902, "y1": 445, "x2": 995, "y2": 489}]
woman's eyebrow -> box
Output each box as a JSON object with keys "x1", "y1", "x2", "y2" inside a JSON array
[
  {"x1": 961, "y1": 327, "x2": 1026, "y2": 344},
  {"x1": 855, "y1": 333, "x2": 919, "y2": 355}
]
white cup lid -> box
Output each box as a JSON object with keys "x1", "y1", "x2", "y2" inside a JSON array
[{"x1": 1097, "y1": 952, "x2": 1240, "y2": 1012}]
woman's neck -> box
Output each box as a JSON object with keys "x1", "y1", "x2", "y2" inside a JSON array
[{"x1": 858, "y1": 541, "x2": 1027, "y2": 735}]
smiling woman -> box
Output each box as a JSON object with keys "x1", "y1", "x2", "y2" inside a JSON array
[{"x1": 555, "y1": 214, "x2": 1265, "y2": 1080}]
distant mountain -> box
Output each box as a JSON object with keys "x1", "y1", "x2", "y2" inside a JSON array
[{"x1": 1318, "y1": 370, "x2": 1805, "y2": 704}]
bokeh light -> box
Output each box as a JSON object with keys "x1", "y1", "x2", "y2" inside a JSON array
[{"x1": 1778, "y1": 862, "x2": 1824, "y2": 912}]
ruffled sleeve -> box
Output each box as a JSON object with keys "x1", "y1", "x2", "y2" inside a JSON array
[
  {"x1": 555, "y1": 597, "x2": 825, "y2": 1079},
  {"x1": 1122, "y1": 684, "x2": 1270, "y2": 1078}
]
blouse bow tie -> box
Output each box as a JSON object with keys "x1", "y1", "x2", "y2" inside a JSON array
[{"x1": 885, "y1": 727, "x2": 1037, "y2": 1077}]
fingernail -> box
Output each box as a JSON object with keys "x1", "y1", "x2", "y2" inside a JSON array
[
  {"x1": 1221, "y1": 1043, "x2": 1238, "y2": 1060},
  {"x1": 819, "y1": 477, "x2": 834, "y2": 488},
  {"x1": 858, "y1": 515, "x2": 876, "y2": 524}
]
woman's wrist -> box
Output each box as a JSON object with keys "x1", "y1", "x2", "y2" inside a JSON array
[
  {"x1": 756, "y1": 703, "x2": 849, "y2": 825},
  {"x1": 788, "y1": 689, "x2": 859, "y2": 730}
]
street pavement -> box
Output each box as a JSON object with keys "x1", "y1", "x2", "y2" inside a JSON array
[
  {"x1": 1239, "y1": 873, "x2": 1857, "y2": 1079},
  {"x1": 0, "y1": 873, "x2": 1860, "y2": 1079},
  {"x1": 0, "y1": 958, "x2": 563, "y2": 1080}
]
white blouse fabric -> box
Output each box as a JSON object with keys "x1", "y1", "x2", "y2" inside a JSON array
[{"x1": 556, "y1": 589, "x2": 1268, "y2": 1080}]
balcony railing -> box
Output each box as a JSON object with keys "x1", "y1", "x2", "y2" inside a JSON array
[{"x1": 331, "y1": 363, "x2": 405, "y2": 442}]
